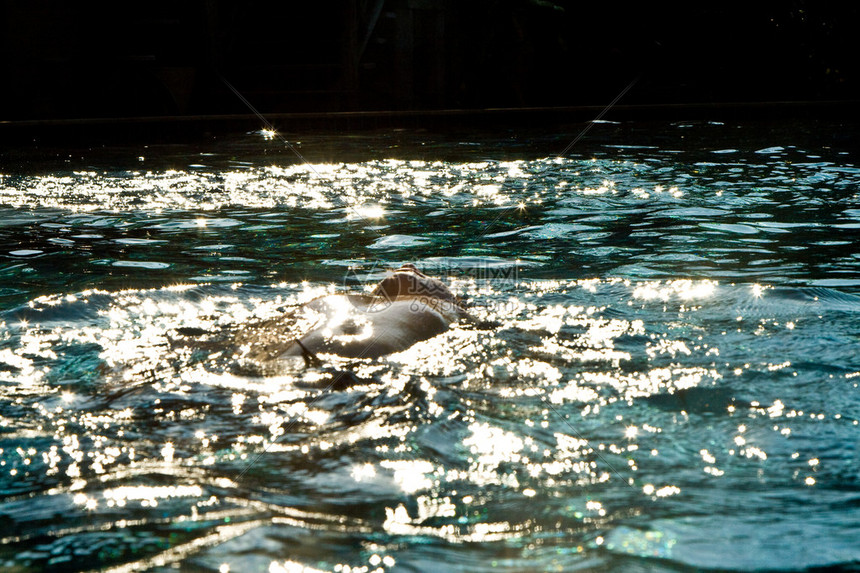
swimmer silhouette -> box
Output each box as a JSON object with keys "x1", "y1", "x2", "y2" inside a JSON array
[{"x1": 233, "y1": 264, "x2": 469, "y2": 364}]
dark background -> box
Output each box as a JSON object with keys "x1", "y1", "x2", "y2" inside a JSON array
[{"x1": 1, "y1": 0, "x2": 859, "y2": 122}]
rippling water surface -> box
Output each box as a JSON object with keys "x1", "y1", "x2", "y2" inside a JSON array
[{"x1": 1, "y1": 121, "x2": 859, "y2": 571}]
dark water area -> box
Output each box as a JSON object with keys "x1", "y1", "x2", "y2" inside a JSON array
[{"x1": 1, "y1": 120, "x2": 859, "y2": 571}]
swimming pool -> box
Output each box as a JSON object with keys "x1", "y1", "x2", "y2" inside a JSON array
[{"x1": 1, "y1": 120, "x2": 859, "y2": 571}]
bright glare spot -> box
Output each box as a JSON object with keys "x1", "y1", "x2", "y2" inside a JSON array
[
  {"x1": 261, "y1": 128, "x2": 276, "y2": 140},
  {"x1": 464, "y1": 422, "x2": 524, "y2": 468},
  {"x1": 625, "y1": 425, "x2": 639, "y2": 439},
  {"x1": 73, "y1": 493, "x2": 98, "y2": 511},
  {"x1": 633, "y1": 280, "x2": 716, "y2": 302},
  {"x1": 161, "y1": 442, "x2": 175, "y2": 463},
  {"x1": 196, "y1": 218, "x2": 207, "y2": 228},
  {"x1": 351, "y1": 463, "x2": 377, "y2": 482},
  {"x1": 752, "y1": 284, "x2": 765, "y2": 298},
  {"x1": 383, "y1": 504, "x2": 413, "y2": 535},
  {"x1": 269, "y1": 561, "x2": 327, "y2": 573},
  {"x1": 586, "y1": 500, "x2": 604, "y2": 515},
  {"x1": 767, "y1": 362, "x2": 791, "y2": 372},
  {"x1": 380, "y1": 460, "x2": 434, "y2": 493},
  {"x1": 220, "y1": 565, "x2": 231, "y2": 573},
  {"x1": 655, "y1": 485, "x2": 681, "y2": 497},
  {"x1": 352, "y1": 204, "x2": 386, "y2": 219},
  {"x1": 104, "y1": 485, "x2": 203, "y2": 505},
  {"x1": 805, "y1": 476, "x2": 816, "y2": 486},
  {"x1": 523, "y1": 488, "x2": 536, "y2": 497}
]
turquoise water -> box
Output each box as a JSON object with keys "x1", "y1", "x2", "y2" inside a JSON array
[{"x1": 1, "y1": 121, "x2": 859, "y2": 571}]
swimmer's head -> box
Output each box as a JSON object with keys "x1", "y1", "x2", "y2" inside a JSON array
[{"x1": 371, "y1": 264, "x2": 459, "y2": 305}]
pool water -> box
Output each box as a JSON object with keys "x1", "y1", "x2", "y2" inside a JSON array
[{"x1": 1, "y1": 120, "x2": 859, "y2": 571}]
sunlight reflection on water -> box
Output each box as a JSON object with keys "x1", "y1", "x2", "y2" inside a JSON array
[{"x1": 2, "y1": 124, "x2": 860, "y2": 571}]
